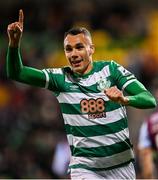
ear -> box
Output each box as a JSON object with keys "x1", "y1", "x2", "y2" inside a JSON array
[{"x1": 89, "y1": 44, "x2": 95, "y2": 55}]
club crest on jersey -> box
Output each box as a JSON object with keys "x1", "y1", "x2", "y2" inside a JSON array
[{"x1": 97, "y1": 77, "x2": 111, "y2": 91}]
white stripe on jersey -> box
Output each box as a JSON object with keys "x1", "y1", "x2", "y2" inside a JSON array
[
  {"x1": 70, "y1": 149, "x2": 134, "y2": 169},
  {"x1": 48, "y1": 68, "x2": 63, "y2": 74},
  {"x1": 57, "y1": 92, "x2": 109, "y2": 103},
  {"x1": 63, "y1": 107, "x2": 127, "y2": 126},
  {"x1": 67, "y1": 128, "x2": 129, "y2": 147},
  {"x1": 42, "y1": 69, "x2": 49, "y2": 89},
  {"x1": 122, "y1": 79, "x2": 137, "y2": 91},
  {"x1": 70, "y1": 162, "x2": 135, "y2": 179},
  {"x1": 65, "y1": 65, "x2": 110, "y2": 86}
]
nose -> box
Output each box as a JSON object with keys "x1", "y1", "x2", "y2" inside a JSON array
[{"x1": 71, "y1": 49, "x2": 78, "y2": 59}]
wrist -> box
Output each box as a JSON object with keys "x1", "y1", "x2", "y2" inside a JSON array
[
  {"x1": 9, "y1": 40, "x2": 20, "y2": 48},
  {"x1": 122, "y1": 96, "x2": 129, "y2": 106}
]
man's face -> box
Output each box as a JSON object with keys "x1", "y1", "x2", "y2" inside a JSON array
[{"x1": 64, "y1": 33, "x2": 94, "y2": 75}]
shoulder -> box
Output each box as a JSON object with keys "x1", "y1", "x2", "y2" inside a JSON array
[
  {"x1": 93, "y1": 60, "x2": 122, "y2": 78},
  {"x1": 94, "y1": 60, "x2": 117, "y2": 65},
  {"x1": 44, "y1": 66, "x2": 71, "y2": 75},
  {"x1": 62, "y1": 66, "x2": 72, "y2": 73},
  {"x1": 93, "y1": 60, "x2": 118, "y2": 70},
  {"x1": 94, "y1": 60, "x2": 121, "y2": 68}
]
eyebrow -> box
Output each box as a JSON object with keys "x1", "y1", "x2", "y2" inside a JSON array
[{"x1": 65, "y1": 43, "x2": 84, "y2": 48}]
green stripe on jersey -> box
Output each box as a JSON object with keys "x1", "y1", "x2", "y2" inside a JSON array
[
  {"x1": 69, "y1": 159, "x2": 134, "y2": 171},
  {"x1": 70, "y1": 138, "x2": 132, "y2": 157},
  {"x1": 65, "y1": 117, "x2": 127, "y2": 137}
]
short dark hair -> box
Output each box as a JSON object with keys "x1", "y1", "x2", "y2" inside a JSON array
[{"x1": 64, "y1": 27, "x2": 92, "y2": 40}]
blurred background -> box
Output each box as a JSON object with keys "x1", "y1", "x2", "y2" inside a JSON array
[{"x1": 0, "y1": 0, "x2": 158, "y2": 178}]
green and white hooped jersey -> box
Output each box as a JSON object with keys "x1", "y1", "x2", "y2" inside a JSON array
[{"x1": 42, "y1": 60, "x2": 136, "y2": 171}]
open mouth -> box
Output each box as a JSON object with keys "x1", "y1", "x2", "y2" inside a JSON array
[{"x1": 71, "y1": 59, "x2": 83, "y2": 67}]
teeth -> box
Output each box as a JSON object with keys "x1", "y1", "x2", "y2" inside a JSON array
[{"x1": 72, "y1": 60, "x2": 81, "y2": 64}]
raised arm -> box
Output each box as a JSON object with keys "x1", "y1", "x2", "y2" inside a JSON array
[{"x1": 6, "y1": 10, "x2": 46, "y2": 88}]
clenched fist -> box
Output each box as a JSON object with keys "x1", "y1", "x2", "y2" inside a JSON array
[
  {"x1": 7, "y1": 9, "x2": 24, "y2": 47},
  {"x1": 104, "y1": 86, "x2": 129, "y2": 105}
]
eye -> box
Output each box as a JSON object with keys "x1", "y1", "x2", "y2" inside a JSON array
[
  {"x1": 76, "y1": 45, "x2": 84, "y2": 50},
  {"x1": 65, "y1": 47, "x2": 72, "y2": 52}
]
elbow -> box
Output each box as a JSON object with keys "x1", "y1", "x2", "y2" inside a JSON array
[
  {"x1": 6, "y1": 67, "x2": 15, "y2": 80},
  {"x1": 6, "y1": 71, "x2": 19, "y2": 81},
  {"x1": 6, "y1": 71, "x2": 13, "y2": 79},
  {"x1": 148, "y1": 97, "x2": 157, "y2": 108},
  {"x1": 6, "y1": 72, "x2": 12, "y2": 79},
  {"x1": 6, "y1": 71, "x2": 14, "y2": 80},
  {"x1": 152, "y1": 98, "x2": 157, "y2": 108},
  {"x1": 6, "y1": 66, "x2": 22, "y2": 81},
  {"x1": 146, "y1": 92, "x2": 157, "y2": 108}
]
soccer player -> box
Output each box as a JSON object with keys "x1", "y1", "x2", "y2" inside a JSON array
[{"x1": 6, "y1": 10, "x2": 157, "y2": 179}]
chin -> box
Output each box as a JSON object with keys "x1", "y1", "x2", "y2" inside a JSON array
[{"x1": 73, "y1": 67, "x2": 83, "y2": 74}]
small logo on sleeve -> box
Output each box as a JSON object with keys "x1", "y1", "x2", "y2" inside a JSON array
[{"x1": 118, "y1": 66, "x2": 131, "y2": 76}]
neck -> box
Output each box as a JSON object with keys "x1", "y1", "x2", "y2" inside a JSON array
[
  {"x1": 83, "y1": 61, "x2": 93, "y2": 75},
  {"x1": 75, "y1": 61, "x2": 93, "y2": 76}
]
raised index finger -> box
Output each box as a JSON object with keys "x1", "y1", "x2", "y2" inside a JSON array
[{"x1": 19, "y1": 9, "x2": 24, "y2": 26}]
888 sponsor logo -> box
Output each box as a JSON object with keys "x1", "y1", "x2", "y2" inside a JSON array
[{"x1": 80, "y1": 98, "x2": 106, "y2": 119}]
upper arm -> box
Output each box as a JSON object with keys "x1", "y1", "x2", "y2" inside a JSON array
[
  {"x1": 110, "y1": 61, "x2": 157, "y2": 108},
  {"x1": 124, "y1": 80, "x2": 147, "y2": 95},
  {"x1": 19, "y1": 67, "x2": 66, "y2": 91},
  {"x1": 110, "y1": 61, "x2": 137, "y2": 91},
  {"x1": 42, "y1": 68, "x2": 65, "y2": 92},
  {"x1": 6, "y1": 47, "x2": 46, "y2": 88},
  {"x1": 18, "y1": 66, "x2": 46, "y2": 88}
]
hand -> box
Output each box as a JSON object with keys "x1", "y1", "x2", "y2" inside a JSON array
[
  {"x1": 104, "y1": 86, "x2": 129, "y2": 105},
  {"x1": 7, "y1": 9, "x2": 24, "y2": 47}
]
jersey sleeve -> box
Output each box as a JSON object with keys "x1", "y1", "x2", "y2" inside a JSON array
[
  {"x1": 109, "y1": 61, "x2": 157, "y2": 108},
  {"x1": 109, "y1": 61, "x2": 136, "y2": 90},
  {"x1": 7, "y1": 47, "x2": 66, "y2": 93},
  {"x1": 6, "y1": 47, "x2": 46, "y2": 87},
  {"x1": 42, "y1": 68, "x2": 66, "y2": 92}
]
